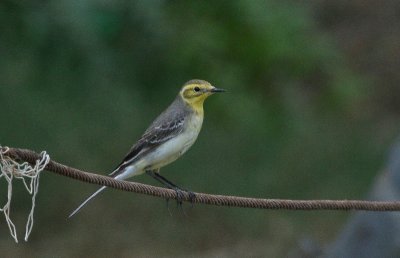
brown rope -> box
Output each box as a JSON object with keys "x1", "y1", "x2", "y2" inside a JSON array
[{"x1": 2, "y1": 147, "x2": 400, "y2": 211}]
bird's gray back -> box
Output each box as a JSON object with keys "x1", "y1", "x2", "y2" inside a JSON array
[{"x1": 110, "y1": 95, "x2": 192, "y2": 176}]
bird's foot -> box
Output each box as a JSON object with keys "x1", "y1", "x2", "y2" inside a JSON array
[
  {"x1": 173, "y1": 188, "x2": 187, "y2": 216},
  {"x1": 174, "y1": 188, "x2": 196, "y2": 204},
  {"x1": 188, "y1": 191, "x2": 196, "y2": 208},
  {"x1": 165, "y1": 188, "x2": 196, "y2": 215},
  {"x1": 174, "y1": 188, "x2": 185, "y2": 206}
]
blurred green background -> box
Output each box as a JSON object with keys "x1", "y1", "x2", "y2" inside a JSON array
[{"x1": 1, "y1": 0, "x2": 399, "y2": 257}]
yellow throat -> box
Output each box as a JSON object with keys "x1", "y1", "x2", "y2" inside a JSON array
[{"x1": 179, "y1": 79, "x2": 224, "y2": 115}]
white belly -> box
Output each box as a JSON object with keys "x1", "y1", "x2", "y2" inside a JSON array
[
  {"x1": 148, "y1": 115, "x2": 203, "y2": 169},
  {"x1": 146, "y1": 130, "x2": 197, "y2": 168}
]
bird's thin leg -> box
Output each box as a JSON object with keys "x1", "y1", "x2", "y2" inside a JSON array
[
  {"x1": 146, "y1": 170, "x2": 185, "y2": 207},
  {"x1": 145, "y1": 170, "x2": 175, "y2": 210},
  {"x1": 146, "y1": 170, "x2": 176, "y2": 189},
  {"x1": 153, "y1": 172, "x2": 181, "y2": 189},
  {"x1": 153, "y1": 172, "x2": 196, "y2": 205},
  {"x1": 146, "y1": 170, "x2": 183, "y2": 210},
  {"x1": 145, "y1": 170, "x2": 196, "y2": 207}
]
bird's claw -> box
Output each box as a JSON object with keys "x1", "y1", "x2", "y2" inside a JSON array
[
  {"x1": 188, "y1": 191, "x2": 196, "y2": 207},
  {"x1": 174, "y1": 188, "x2": 185, "y2": 206}
]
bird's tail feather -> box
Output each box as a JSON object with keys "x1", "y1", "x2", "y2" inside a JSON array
[{"x1": 68, "y1": 186, "x2": 107, "y2": 218}]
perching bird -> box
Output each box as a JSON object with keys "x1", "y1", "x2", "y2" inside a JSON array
[{"x1": 69, "y1": 79, "x2": 225, "y2": 217}]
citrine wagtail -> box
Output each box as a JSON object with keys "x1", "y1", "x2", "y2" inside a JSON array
[{"x1": 69, "y1": 79, "x2": 225, "y2": 217}]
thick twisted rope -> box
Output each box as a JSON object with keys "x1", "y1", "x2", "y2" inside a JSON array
[{"x1": 3, "y1": 147, "x2": 400, "y2": 211}]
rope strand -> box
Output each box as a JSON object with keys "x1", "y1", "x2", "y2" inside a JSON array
[{"x1": 3, "y1": 147, "x2": 400, "y2": 211}]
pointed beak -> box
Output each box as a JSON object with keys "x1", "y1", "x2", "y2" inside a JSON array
[{"x1": 210, "y1": 87, "x2": 226, "y2": 93}]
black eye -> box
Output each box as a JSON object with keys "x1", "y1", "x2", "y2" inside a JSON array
[{"x1": 194, "y1": 86, "x2": 200, "y2": 92}]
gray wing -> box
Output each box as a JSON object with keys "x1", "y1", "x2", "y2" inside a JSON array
[{"x1": 109, "y1": 111, "x2": 186, "y2": 177}]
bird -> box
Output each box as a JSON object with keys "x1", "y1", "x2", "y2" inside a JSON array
[{"x1": 69, "y1": 79, "x2": 225, "y2": 217}]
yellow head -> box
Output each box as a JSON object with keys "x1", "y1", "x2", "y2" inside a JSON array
[{"x1": 179, "y1": 79, "x2": 225, "y2": 112}]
